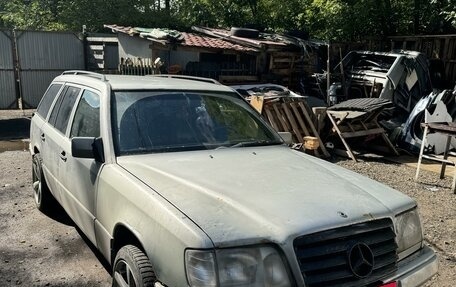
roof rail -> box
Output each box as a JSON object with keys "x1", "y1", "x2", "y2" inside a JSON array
[
  {"x1": 149, "y1": 74, "x2": 221, "y2": 85},
  {"x1": 61, "y1": 70, "x2": 106, "y2": 81}
]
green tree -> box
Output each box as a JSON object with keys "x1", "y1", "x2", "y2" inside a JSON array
[
  {"x1": 431, "y1": 0, "x2": 456, "y2": 30},
  {"x1": 1, "y1": 0, "x2": 64, "y2": 30},
  {"x1": 0, "y1": 0, "x2": 454, "y2": 38}
]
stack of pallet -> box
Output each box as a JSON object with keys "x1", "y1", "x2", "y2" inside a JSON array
[{"x1": 253, "y1": 96, "x2": 330, "y2": 158}]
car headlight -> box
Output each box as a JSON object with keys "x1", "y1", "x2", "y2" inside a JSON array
[
  {"x1": 185, "y1": 246, "x2": 292, "y2": 287},
  {"x1": 395, "y1": 208, "x2": 423, "y2": 259}
]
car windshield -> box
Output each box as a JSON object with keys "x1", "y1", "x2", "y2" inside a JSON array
[{"x1": 111, "y1": 91, "x2": 282, "y2": 155}]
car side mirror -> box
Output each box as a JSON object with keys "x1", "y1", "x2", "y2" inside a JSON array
[
  {"x1": 71, "y1": 137, "x2": 105, "y2": 163},
  {"x1": 278, "y1": 132, "x2": 293, "y2": 145}
]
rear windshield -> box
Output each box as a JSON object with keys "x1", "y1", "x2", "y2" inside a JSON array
[{"x1": 111, "y1": 91, "x2": 282, "y2": 155}]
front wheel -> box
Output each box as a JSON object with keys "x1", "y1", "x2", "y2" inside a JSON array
[{"x1": 112, "y1": 245, "x2": 156, "y2": 287}]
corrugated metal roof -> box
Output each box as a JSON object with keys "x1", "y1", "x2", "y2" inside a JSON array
[
  {"x1": 199, "y1": 27, "x2": 288, "y2": 47},
  {"x1": 104, "y1": 24, "x2": 258, "y2": 53},
  {"x1": 180, "y1": 32, "x2": 257, "y2": 52}
]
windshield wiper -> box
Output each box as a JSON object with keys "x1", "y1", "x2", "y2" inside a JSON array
[{"x1": 229, "y1": 140, "x2": 281, "y2": 148}]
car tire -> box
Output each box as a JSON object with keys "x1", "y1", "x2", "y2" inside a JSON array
[
  {"x1": 32, "y1": 153, "x2": 57, "y2": 213},
  {"x1": 112, "y1": 245, "x2": 156, "y2": 287}
]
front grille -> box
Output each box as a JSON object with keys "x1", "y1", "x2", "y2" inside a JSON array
[{"x1": 293, "y1": 219, "x2": 397, "y2": 287}]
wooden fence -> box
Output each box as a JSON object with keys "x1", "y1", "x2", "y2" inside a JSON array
[{"x1": 119, "y1": 58, "x2": 158, "y2": 75}]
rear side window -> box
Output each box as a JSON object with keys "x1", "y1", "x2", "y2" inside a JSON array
[
  {"x1": 49, "y1": 86, "x2": 81, "y2": 134},
  {"x1": 70, "y1": 90, "x2": 100, "y2": 138},
  {"x1": 36, "y1": 84, "x2": 62, "y2": 119}
]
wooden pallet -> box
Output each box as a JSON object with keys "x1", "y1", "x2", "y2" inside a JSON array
[
  {"x1": 326, "y1": 109, "x2": 399, "y2": 161},
  {"x1": 263, "y1": 99, "x2": 330, "y2": 158}
]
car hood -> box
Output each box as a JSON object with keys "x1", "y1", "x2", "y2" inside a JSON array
[{"x1": 117, "y1": 146, "x2": 414, "y2": 247}]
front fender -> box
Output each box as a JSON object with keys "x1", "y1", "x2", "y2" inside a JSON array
[{"x1": 96, "y1": 164, "x2": 213, "y2": 286}]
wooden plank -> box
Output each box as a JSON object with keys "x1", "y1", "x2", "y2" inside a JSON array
[
  {"x1": 422, "y1": 154, "x2": 455, "y2": 165},
  {"x1": 264, "y1": 108, "x2": 279, "y2": 131},
  {"x1": 373, "y1": 120, "x2": 399, "y2": 156},
  {"x1": 327, "y1": 111, "x2": 357, "y2": 161},
  {"x1": 282, "y1": 103, "x2": 304, "y2": 143},
  {"x1": 440, "y1": 135, "x2": 452, "y2": 179},
  {"x1": 273, "y1": 104, "x2": 291, "y2": 132},
  {"x1": 298, "y1": 102, "x2": 330, "y2": 157},
  {"x1": 290, "y1": 103, "x2": 311, "y2": 136},
  {"x1": 250, "y1": 96, "x2": 264, "y2": 113},
  {"x1": 340, "y1": 127, "x2": 385, "y2": 138},
  {"x1": 287, "y1": 102, "x2": 320, "y2": 157}
]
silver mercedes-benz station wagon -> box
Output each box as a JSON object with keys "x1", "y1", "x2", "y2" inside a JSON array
[{"x1": 30, "y1": 71, "x2": 437, "y2": 287}]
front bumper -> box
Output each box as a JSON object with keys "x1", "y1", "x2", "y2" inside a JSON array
[{"x1": 383, "y1": 245, "x2": 438, "y2": 287}]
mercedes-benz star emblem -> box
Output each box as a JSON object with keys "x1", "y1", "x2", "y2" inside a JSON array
[{"x1": 347, "y1": 242, "x2": 375, "y2": 278}]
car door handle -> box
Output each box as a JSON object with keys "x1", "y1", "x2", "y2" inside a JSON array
[
  {"x1": 59, "y1": 151, "x2": 67, "y2": 162},
  {"x1": 40, "y1": 133, "x2": 45, "y2": 142}
]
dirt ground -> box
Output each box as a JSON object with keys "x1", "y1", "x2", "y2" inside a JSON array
[
  {"x1": 0, "y1": 108, "x2": 454, "y2": 286},
  {"x1": 337, "y1": 157, "x2": 456, "y2": 286},
  {"x1": 0, "y1": 149, "x2": 111, "y2": 286},
  {"x1": 1, "y1": 148, "x2": 455, "y2": 286}
]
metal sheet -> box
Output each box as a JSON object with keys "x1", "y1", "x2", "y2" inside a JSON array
[
  {"x1": 16, "y1": 31, "x2": 84, "y2": 70},
  {"x1": 0, "y1": 30, "x2": 14, "y2": 69},
  {"x1": 0, "y1": 30, "x2": 17, "y2": 109},
  {"x1": 16, "y1": 31, "x2": 85, "y2": 108},
  {"x1": 20, "y1": 70, "x2": 63, "y2": 108},
  {"x1": 0, "y1": 71, "x2": 17, "y2": 109}
]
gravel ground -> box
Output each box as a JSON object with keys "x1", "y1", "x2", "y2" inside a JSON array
[
  {"x1": 1, "y1": 146, "x2": 454, "y2": 286},
  {"x1": 337, "y1": 157, "x2": 456, "y2": 286},
  {"x1": 0, "y1": 149, "x2": 111, "y2": 286}
]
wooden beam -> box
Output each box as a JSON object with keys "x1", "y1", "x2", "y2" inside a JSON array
[
  {"x1": 282, "y1": 103, "x2": 304, "y2": 143},
  {"x1": 340, "y1": 127, "x2": 385, "y2": 138},
  {"x1": 273, "y1": 104, "x2": 291, "y2": 132},
  {"x1": 264, "y1": 108, "x2": 280, "y2": 131},
  {"x1": 298, "y1": 102, "x2": 330, "y2": 157}
]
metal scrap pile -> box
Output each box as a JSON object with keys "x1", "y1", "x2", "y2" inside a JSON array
[
  {"x1": 327, "y1": 51, "x2": 432, "y2": 113},
  {"x1": 310, "y1": 50, "x2": 456, "y2": 155},
  {"x1": 400, "y1": 87, "x2": 456, "y2": 153}
]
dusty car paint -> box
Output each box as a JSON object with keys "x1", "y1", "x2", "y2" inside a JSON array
[
  {"x1": 30, "y1": 73, "x2": 437, "y2": 287},
  {"x1": 117, "y1": 146, "x2": 415, "y2": 246}
]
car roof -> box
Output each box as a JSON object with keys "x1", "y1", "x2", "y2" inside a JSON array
[{"x1": 52, "y1": 73, "x2": 235, "y2": 93}]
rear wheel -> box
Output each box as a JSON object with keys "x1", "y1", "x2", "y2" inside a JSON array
[
  {"x1": 112, "y1": 245, "x2": 156, "y2": 287},
  {"x1": 32, "y1": 153, "x2": 56, "y2": 213}
]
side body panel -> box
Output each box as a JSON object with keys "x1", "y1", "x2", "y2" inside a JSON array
[
  {"x1": 58, "y1": 136, "x2": 101, "y2": 244},
  {"x1": 95, "y1": 164, "x2": 213, "y2": 287},
  {"x1": 40, "y1": 117, "x2": 66, "y2": 202},
  {"x1": 58, "y1": 87, "x2": 103, "y2": 245}
]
